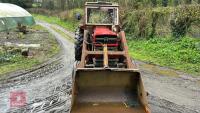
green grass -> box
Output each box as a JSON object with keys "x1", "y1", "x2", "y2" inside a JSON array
[
  {"x1": 128, "y1": 37, "x2": 200, "y2": 76},
  {"x1": 50, "y1": 25, "x2": 75, "y2": 43},
  {"x1": 46, "y1": 33, "x2": 61, "y2": 58},
  {"x1": 0, "y1": 53, "x2": 40, "y2": 75},
  {"x1": 33, "y1": 14, "x2": 77, "y2": 31},
  {"x1": 31, "y1": 24, "x2": 47, "y2": 31},
  {"x1": 32, "y1": 3, "x2": 41, "y2": 8}
]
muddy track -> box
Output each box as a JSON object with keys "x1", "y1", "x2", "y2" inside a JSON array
[
  {"x1": 7, "y1": 84, "x2": 72, "y2": 113},
  {"x1": 0, "y1": 21, "x2": 74, "y2": 113},
  {"x1": 137, "y1": 60, "x2": 200, "y2": 113},
  {"x1": 0, "y1": 58, "x2": 64, "y2": 89},
  {"x1": 0, "y1": 21, "x2": 199, "y2": 113}
]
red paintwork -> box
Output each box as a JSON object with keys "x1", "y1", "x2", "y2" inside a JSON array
[
  {"x1": 94, "y1": 43, "x2": 119, "y2": 47},
  {"x1": 93, "y1": 26, "x2": 119, "y2": 47},
  {"x1": 94, "y1": 26, "x2": 117, "y2": 36}
]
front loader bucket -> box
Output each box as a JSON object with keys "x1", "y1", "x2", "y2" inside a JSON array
[{"x1": 70, "y1": 68, "x2": 150, "y2": 113}]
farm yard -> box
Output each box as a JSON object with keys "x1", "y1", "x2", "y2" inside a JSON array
[
  {"x1": 0, "y1": 0, "x2": 199, "y2": 113},
  {"x1": 0, "y1": 25, "x2": 60, "y2": 75}
]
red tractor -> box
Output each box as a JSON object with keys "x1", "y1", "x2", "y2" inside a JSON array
[{"x1": 72, "y1": 2, "x2": 150, "y2": 113}]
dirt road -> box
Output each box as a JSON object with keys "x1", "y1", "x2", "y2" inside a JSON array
[
  {"x1": 137, "y1": 61, "x2": 200, "y2": 113},
  {"x1": 0, "y1": 21, "x2": 74, "y2": 113},
  {"x1": 0, "y1": 21, "x2": 199, "y2": 113}
]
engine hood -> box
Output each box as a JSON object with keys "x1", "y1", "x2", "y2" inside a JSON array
[{"x1": 94, "y1": 26, "x2": 117, "y2": 37}]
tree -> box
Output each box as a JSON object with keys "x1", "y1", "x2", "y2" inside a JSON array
[
  {"x1": 61, "y1": 0, "x2": 66, "y2": 10},
  {"x1": 174, "y1": 0, "x2": 179, "y2": 6},
  {"x1": 185, "y1": 0, "x2": 192, "y2": 4},
  {"x1": 162, "y1": 0, "x2": 168, "y2": 7},
  {"x1": 151, "y1": 0, "x2": 157, "y2": 7}
]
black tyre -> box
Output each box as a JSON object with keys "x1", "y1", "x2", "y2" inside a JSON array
[{"x1": 75, "y1": 28, "x2": 83, "y2": 61}]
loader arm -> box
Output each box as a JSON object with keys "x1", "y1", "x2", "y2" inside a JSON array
[{"x1": 71, "y1": 2, "x2": 151, "y2": 113}]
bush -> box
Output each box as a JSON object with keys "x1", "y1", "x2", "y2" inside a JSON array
[
  {"x1": 170, "y1": 5, "x2": 200, "y2": 38},
  {"x1": 123, "y1": 7, "x2": 172, "y2": 38},
  {"x1": 162, "y1": 0, "x2": 168, "y2": 7},
  {"x1": 184, "y1": 0, "x2": 192, "y2": 4},
  {"x1": 123, "y1": 5, "x2": 200, "y2": 39},
  {"x1": 59, "y1": 8, "x2": 84, "y2": 21},
  {"x1": 151, "y1": 0, "x2": 157, "y2": 7}
]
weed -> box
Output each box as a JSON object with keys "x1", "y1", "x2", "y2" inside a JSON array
[{"x1": 128, "y1": 36, "x2": 200, "y2": 75}]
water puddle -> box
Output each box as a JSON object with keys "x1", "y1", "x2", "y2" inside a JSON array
[
  {"x1": 139, "y1": 63, "x2": 179, "y2": 77},
  {"x1": 197, "y1": 80, "x2": 200, "y2": 84}
]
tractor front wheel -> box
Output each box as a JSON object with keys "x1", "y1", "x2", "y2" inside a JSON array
[{"x1": 75, "y1": 28, "x2": 83, "y2": 61}]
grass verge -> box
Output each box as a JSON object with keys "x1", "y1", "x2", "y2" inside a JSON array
[
  {"x1": 128, "y1": 37, "x2": 200, "y2": 76},
  {"x1": 50, "y1": 25, "x2": 75, "y2": 43},
  {"x1": 33, "y1": 14, "x2": 77, "y2": 31},
  {"x1": 0, "y1": 53, "x2": 40, "y2": 75},
  {"x1": 30, "y1": 24, "x2": 47, "y2": 31}
]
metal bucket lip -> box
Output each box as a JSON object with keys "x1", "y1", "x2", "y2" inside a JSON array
[{"x1": 76, "y1": 68, "x2": 140, "y2": 72}]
